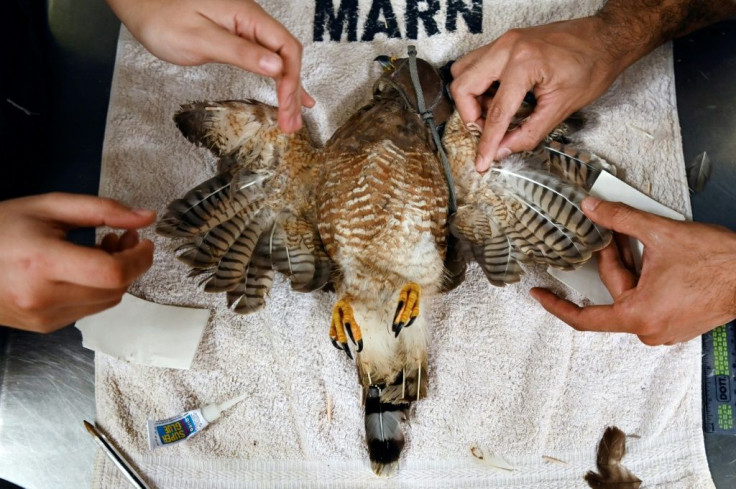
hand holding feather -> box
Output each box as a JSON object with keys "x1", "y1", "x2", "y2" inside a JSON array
[
  {"x1": 0, "y1": 194, "x2": 155, "y2": 333},
  {"x1": 449, "y1": 16, "x2": 624, "y2": 171},
  {"x1": 106, "y1": 0, "x2": 315, "y2": 132},
  {"x1": 531, "y1": 197, "x2": 736, "y2": 345},
  {"x1": 450, "y1": 0, "x2": 736, "y2": 171}
]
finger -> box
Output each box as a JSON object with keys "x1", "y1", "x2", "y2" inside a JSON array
[
  {"x1": 597, "y1": 242, "x2": 637, "y2": 298},
  {"x1": 639, "y1": 334, "x2": 668, "y2": 347},
  {"x1": 581, "y1": 197, "x2": 666, "y2": 244},
  {"x1": 41, "y1": 282, "x2": 128, "y2": 311},
  {"x1": 496, "y1": 101, "x2": 569, "y2": 154},
  {"x1": 275, "y1": 78, "x2": 303, "y2": 132},
  {"x1": 49, "y1": 239, "x2": 154, "y2": 288},
  {"x1": 99, "y1": 233, "x2": 120, "y2": 253},
  {"x1": 450, "y1": 57, "x2": 504, "y2": 129},
  {"x1": 301, "y1": 89, "x2": 316, "y2": 108},
  {"x1": 190, "y1": 18, "x2": 304, "y2": 132},
  {"x1": 246, "y1": 7, "x2": 305, "y2": 132},
  {"x1": 31, "y1": 298, "x2": 125, "y2": 333},
  {"x1": 192, "y1": 21, "x2": 284, "y2": 77},
  {"x1": 475, "y1": 75, "x2": 531, "y2": 171},
  {"x1": 529, "y1": 287, "x2": 634, "y2": 333},
  {"x1": 117, "y1": 229, "x2": 140, "y2": 251},
  {"x1": 450, "y1": 45, "x2": 489, "y2": 78},
  {"x1": 33, "y1": 193, "x2": 156, "y2": 230},
  {"x1": 614, "y1": 232, "x2": 636, "y2": 271}
]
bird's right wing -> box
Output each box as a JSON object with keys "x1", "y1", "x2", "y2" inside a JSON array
[{"x1": 157, "y1": 100, "x2": 334, "y2": 314}]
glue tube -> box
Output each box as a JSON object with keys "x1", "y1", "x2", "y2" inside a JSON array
[{"x1": 147, "y1": 393, "x2": 248, "y2": 449}]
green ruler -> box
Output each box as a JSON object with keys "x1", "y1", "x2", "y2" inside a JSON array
[{"x1": 703, "y1": 321, "x2": 736, "y2": 433}]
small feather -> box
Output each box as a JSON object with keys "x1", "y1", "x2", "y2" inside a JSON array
[
  {"x1": 542, "y1": 455, "x2": 569, "y2": 466},
  {"x1": 232, "y1": 232, "x2": 274, "y2": 314},
  {"x1": 584, "y1": 426, "x2": 642, "y2": 489},
  {"x1": 470, "y1": 448, "x2": 515, "y2": 472},
  {"x1": 686, "y1": 151, "x2": 712, "y2": 193}
]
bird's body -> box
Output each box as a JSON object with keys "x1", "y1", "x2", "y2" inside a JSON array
[{"x1": 157, "y1": 50, "x2": 613, "y2": 474}]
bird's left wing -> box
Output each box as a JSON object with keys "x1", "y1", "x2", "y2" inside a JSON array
[
  {"x1": 157, "y1": 100, "x2": 333, "y2": 313},
  {"x1": 442, "y1": 111, "x2": 614, "y2": 286}
]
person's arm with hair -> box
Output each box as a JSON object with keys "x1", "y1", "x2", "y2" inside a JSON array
[
  {"x1": 451, "y1": 0, "x2": 736, "y2": 172},
  {"x1": 106, "y1": 0, "x2": 315, "y2": 133}
]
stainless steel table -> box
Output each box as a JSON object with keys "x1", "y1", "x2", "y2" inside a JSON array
[{"x1": 0, "y1": 2, "x2": 734, "y2": 487}]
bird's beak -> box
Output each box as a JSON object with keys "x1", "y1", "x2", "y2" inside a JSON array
[{"x1": 374, "y1": 55, "x2": 393, "y2": 69}]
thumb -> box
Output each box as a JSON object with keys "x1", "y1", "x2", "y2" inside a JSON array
[
  {"x1": 34, "y1": 193, "x2": 157, "y2": 230},
  {"x1": 581, "y1": 197, "x2": 660, "y2": 243}
]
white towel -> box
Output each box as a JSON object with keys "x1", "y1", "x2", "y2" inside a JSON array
[{"x1": 93, "y1": 1, "x2": 713, "y2": 488}]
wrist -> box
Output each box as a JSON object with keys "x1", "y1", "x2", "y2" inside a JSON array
[{"x1": 583, "y1": 15, "x2": 652, "y2": 81}]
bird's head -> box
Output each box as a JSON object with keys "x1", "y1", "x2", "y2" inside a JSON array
[{"x1": 372, "y1": 52, "x2": 453, "y2": 127}]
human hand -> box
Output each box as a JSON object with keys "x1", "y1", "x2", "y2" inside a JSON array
[
  {"x1": 0, "y1": 193, "x2": 156, "y2": 333},
  {"x1": 450, "y1": 17, "x2": 626, "y2": 172},
  {"x1": 106, "y1": 0, "x2": 315, "y2": 133},
  {"x1": 530, "y1": 197, "x2": 736, "y2": 346}
]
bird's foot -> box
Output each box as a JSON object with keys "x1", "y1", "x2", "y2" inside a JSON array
[
  {"x1": 392, "y1": 283, "x2": 421, "y2": 338},
  {"x1": 329, "y1": 298, "x2": 363, "y2": 359}
]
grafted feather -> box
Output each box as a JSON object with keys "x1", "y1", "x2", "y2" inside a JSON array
[
  {"x1": 292, "y1": 234, "x2": 333, "y2": 292},
  {"x1": 232, "y1": 232, "x2": 274, "y2": 314},
  {"x1": 176, "y1": 214, "x2": 249, "y2": 268},
  {"x1": 156, "y1": 170, "x2": 269, "y2": 238},
  {"x1": 449, "y1": 206, "x2": 522, "y2": 286},
  {"x1": 269, "y1": 214, "x2": 317, "y2": 291},
  {"x1": 471, "y1": 236, "x2": 524, "y2": 286},
  {"x1": 364, "y1": 386, "x2": 407, "y2": 476},
  {"x1": 510, "y1": 195, "x2": 592, "y2": 263},
  {"x1": 492, "y1": 167, "x2": 611, "y2": 251},
  {"x1": 527, "y1": 141, "x2": 616, "y2": 190},
  {"x1": 204, "y1": 210, "x2": 273, "y2": 292}
]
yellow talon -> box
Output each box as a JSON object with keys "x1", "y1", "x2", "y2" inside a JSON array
[
  {"x1": 392, "y1": 283, "x2": 421, "y2": 337},
  {"x1": 329, "y1": 298, "x2": 363, "y2": 359}
]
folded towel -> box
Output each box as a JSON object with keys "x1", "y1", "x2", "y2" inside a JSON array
[{"x1": 93, "y1": 1, "x2": 712, "y2": 487}]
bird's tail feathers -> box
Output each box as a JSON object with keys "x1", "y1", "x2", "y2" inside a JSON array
[
  {"x1": 355, "y1": 307, "x2": 428, "y2": 475},
  {"x1": 365, "y1": 386, "x2": 408, "y2": 476}
]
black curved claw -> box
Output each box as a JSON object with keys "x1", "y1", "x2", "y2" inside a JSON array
[
  {"x1": 330, "y1": 338, "x2": 341, "y2": 350},
  {"x1": 393, "y1": 322, "x2": 404, "y2": 338},
  {"x1": 393, "y1": 300, "x2": 404, "y2": 323},
  {"x1": 341, "y1": 342, "x2": 353, "y2": 359},
  {"x1": 356, "y1": 339, "x2": 364, "y2": 353},
  {"x1": 405, "y1": 316, "x2": 417, "y2": 329},
  {"x1": 345, "y1": 322, "x2": 356, "y2": 345}
]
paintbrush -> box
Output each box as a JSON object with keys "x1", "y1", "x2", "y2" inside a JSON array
[{"x1": 83, "y1": 420, "x2": 151, "y2": 489}]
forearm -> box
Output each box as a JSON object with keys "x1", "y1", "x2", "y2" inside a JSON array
[{"x1": 593, "y1": 0, "x2": 736, "y2": 74}]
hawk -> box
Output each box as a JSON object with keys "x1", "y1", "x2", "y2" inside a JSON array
[{"x1": 156, "y1": 49, "x2": 612, "y2": 475}]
